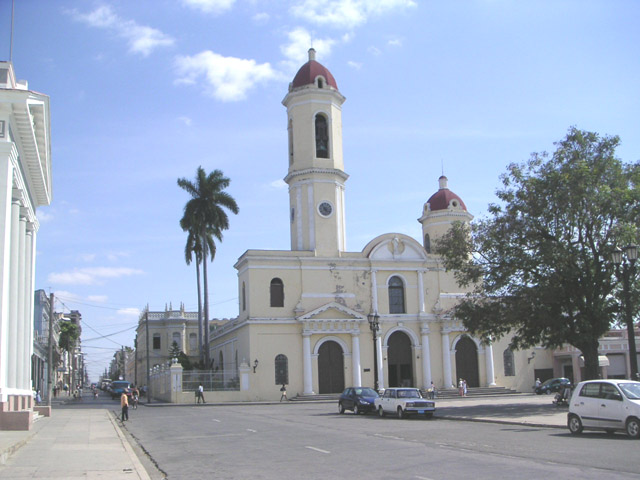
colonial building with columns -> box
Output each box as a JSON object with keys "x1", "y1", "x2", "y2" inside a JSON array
[
  {"x1": 0, "y1": 62, "x2": 52, "y2": 429},
  {"x1": 208, "y1": 50, "x2": 537, "y2": 400}
]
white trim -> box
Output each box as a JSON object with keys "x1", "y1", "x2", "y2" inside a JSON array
[
  {"x1": 382, "y1": 326, "x2": 420, "y2": 348},
  {"x1": 313, "y1": 335, "x2": 350, "y2": 356}
]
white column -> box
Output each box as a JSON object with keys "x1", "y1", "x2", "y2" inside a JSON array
[
  {"x1": 24, "y1": 226, "x2": 36, "y2": 391},
  {"x1": 376, "y1": 336, "x2": 384, "y2": 389},
  {"x1": 351, "y1": 332, "x2": 361, "y2": 387},
  {"x1": 484, "y1": 341, "x2": 496, "y2": 386},
  {"x1": 0, "y1": 155, "x2": 13, "y2": 395},
  {"x1": 442, "y1": 331, "x2": 452, "y2": 388},
  {"x1": 7, "y1": 199, "x2": 20, "y2": 388},
  {"x1": 16, "y1": 212, "x2": 26, "y2": 390},
  {"x1": 421, "y1": 327, "x2": 431, "y2": 388},
  {"x1": 418, "y1": 270, "x2": 426, "y2": 313},
  {"x1": 302, "y1": 334, "x2": 314, "y2": 395},
  {"x1": 371, "y1": 269, "x2": 379, "y2": 314}
]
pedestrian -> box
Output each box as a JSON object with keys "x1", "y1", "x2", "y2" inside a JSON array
[
  {"x1": 52, "y1": 385, "x2": 58, "y2": 398},
  {"x1": 280, "y1": 384, "x2": 287, "y2": 402},
  {"x1": 458, "y1": 378, "x2": 464, "y2": 396},
  {"x1": 463, "y1": 379, "x2": 468, "y2": 397},
  {"x1": 121, "y1": 391, "x2": 129, "y2": 422},
  {"x1": 428, "y1": 381, "x2": 436, "y2": 399},
  {"x1": 197, "y1": 383, "x2": 205, "y2": 404},
  {"x1": 36, "y1": 390, "x2": 42, "y2": 404},
  {"x1": 534, "y1": 378, "x2": 541, "y2": 391}
]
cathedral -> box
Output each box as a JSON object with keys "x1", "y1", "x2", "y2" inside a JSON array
[{"x1": 208, "y1": 49, "x2": 534, "y2": 400}]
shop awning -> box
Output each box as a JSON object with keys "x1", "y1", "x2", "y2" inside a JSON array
[{"x1": 578, "y1": 355, "x2": 610, "y2": 367}]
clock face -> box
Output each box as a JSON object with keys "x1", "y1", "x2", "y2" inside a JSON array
[{"x1": 318, "y1": 201, "x2": 333, "y2": 217}]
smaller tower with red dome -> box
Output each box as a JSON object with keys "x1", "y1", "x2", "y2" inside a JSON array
[{"x1": 418, "y1": 176, "x2": 473, "y2": 253}]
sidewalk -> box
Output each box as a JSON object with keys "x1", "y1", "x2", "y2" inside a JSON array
[{"x1": 0, "y1": 404, "x2": 150, "y2": 479}]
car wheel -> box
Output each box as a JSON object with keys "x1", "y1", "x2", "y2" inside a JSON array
[
  {"x1": 568, "y1": 414, "x2": 583, "y2": 435},
  {"x1": 545, "y1": 389, "x2": 552, "y2": 395},
  {"x1": 338, "y1": 403, "x2": 345, "y2": 414},
  {"x1": 397, "y1": 407, "x2": 404, "y2": 419},
  {"x1": 378, "y1": 406, "x2": 385, "y2": 418},
  {"x1": 354, "y1": 405, "x2": 360, "y2": 415},
  {"x1": 626, "y1": 417, "x2": 640, "y2": 439}
]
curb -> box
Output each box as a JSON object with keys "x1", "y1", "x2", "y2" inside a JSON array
[
  {"x1": 107, "y1": 411, "x2": 152, "y2": 480},
  {"x1": 437, "y1": 414, "x2": 566, "y2": 429}
]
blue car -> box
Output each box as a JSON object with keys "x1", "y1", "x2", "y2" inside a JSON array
[{"x1": 338, "y1": 387, "x2": 380, "y2": 415}]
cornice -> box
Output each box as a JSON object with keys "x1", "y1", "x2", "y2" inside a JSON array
[{"x1": 284, "y1": 167, "x2": 349, "y2": 184}]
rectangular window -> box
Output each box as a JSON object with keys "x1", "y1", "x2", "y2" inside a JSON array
[{"x1": 153, "y1": 335, "x2": 161, "y2": 350}]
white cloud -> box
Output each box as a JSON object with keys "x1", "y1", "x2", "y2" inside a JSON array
[
  {"x1": 36, "y1": 210, "x2": 54, "y2": 223},
  {"x1": 347, "y1": 60, "x2": 362, "y2": 69},
  {"x1": 280, "y1": 28, "x2": 337, "y2": 71},
  {"x1": 117, "y1": 307, "x2": 141, "y2": 317},
  {"x1": 177, "y1": 116, "x2": 193, "y2": 127},
  {"x1": 181, "y1": 0, "x2": 236, "y2": 14},
  {"x1": 79, "y1": 253, "x2": 97, "y2": 262},
  {"x1": 174, "y1": 51, "x2": 281, "y2": 102},
  {"x1": 87, "y1": 295, "x2": 108, "y2": 303},
  {"x1": 48, "y1": 267, "x2": 144, "y2": 286},
  {"x1": 70, "y1": 5, "x2": 174, "y2": 56},
  {"x1": 269, "y1": 179, "x2": 287, "y2": 189},
  {"x1": 252, "y1": 12, "x2": 270, "y2": 25},
  {"x1": 290, "y1": 0, "x2": 417, "y2": 29},
  {"x1": 368, "y1": 46, "x2": 382, "y2": 56},
  {"x1": 388, "y1": 37, "x2": 403, "y2": 47}
]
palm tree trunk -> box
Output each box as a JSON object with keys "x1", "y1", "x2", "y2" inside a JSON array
[
  {"x1": 202, "y1": 231, "x2": 211, "y2": 368},
  {"x1": 195, "y1": 258, "x2": 203, "y2": 365}
]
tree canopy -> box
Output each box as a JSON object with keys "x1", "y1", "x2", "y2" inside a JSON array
[
  {"x1": 58, "y1": 320, "x2": 80, "y2": 354},
  {"x1": 436, "y1": 127, "x2": 640, "y2": 380}
]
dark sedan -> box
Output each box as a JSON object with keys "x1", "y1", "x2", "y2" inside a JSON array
[
  {"x1": 338, "y1": 387, "x2": 380, "y2": 414},
  {"x1": 535, "y1": 377, "x2": 571, "y2": 395}
]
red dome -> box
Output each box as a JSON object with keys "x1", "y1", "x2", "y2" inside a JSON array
[
  {"x1": 291, "y1": 49, "x2": 338, "y2": 90},
  {"x1": 427, "y1": 176, "x2": 467, "y2": 211}
]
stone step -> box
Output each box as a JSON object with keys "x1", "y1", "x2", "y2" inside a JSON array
[{"x1": 291, "y1": 386, "x2": 520, "y2": 402}]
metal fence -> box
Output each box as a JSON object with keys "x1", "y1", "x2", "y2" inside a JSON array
[{"x1": 182, "y1": 367, "x2": 240, "y2": 392}]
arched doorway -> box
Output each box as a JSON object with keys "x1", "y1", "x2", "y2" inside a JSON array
[
  {"x1": 455, "y1": 336, "x2": 479, "y2": 387},
  {"x1": 387, "y1": 331, "x2": 413, "y2": 387},
  {"x1": 318, "y1": 341, "x2": 344, "y2": 393}
]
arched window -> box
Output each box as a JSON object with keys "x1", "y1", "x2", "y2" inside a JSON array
[
  {"x1": 172, "y1": 332, "x2": 181, "y2": 347},
  {"x1": 270, "y1": 278, "x2": 284, "y2": 307},
  {"x1": 242, "y1": 282, "x2": 246, "y2": 311},
  {"x1": 503, "y1": 348, "x2": 515, "y2": 376},
  {"x1": 424, "y1": 233, "x2": 431, "y2": 254},
  {"x1": 315, "y1": 114, "x2": 329, "y2": 158},
  {"x1": 189, "y1": 333, "x2": 197, "y2": 353},
  {"x1": 388, "y1": 276, "x2": 405, "y2": 314},
  {"x1": 275, "y1": 354, "x2": 289, "y2": 385}
]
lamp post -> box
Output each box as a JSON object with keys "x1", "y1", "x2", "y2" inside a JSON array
[
  {"x1": 612, "y1": 245, "x2": 639, "y2": 379},
  {"x1": 367, "y1": 313, "x2": 380, "y2": 392}
]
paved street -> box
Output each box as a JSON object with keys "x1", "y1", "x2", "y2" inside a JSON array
[{"x1": 121, "y1": 399, "x2": 639, "y2": 479}]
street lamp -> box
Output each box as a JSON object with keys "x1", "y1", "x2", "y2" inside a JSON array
[
  {"x1": 611, "y1": 245, "x2": 639, "y2": 380},
  {"x1": 367, "y1": 313, "x2": 380, "y2": 392}
]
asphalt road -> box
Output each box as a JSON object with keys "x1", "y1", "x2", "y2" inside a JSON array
[{"x1": 110, "y1": 401, "x2": 640, "y2": 480}]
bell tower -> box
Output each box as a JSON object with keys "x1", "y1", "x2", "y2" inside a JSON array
[{"x1": 282, "y1": 49, "x2": 347, "y2": 256}]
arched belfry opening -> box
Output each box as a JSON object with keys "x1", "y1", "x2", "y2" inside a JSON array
[{"x1": 315, "y1": 114, "x2": 329, "y2": 158}]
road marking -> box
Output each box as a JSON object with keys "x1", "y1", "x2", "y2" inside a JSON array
[
  {"x1": 212, "y1": 419, "x2": 220, "y2": 423},
  {"x1": 246, "y1": 428, "x2": 257, "y2": 432},
  {"x1": 415, "y1": 476, "x2": 435, "y2": 480},
  {"x1": 305, "y1": 446, "x2": 330, "y2": 454},
  {"x1": 374, "y1": 433, "x2": 404, "y2": 441}
]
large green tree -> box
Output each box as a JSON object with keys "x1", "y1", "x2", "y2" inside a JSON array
[
  {"x1": 437, "y1": 127, "x2": 640, "y2": 380},
  {"x1": 178, "y1": 167, "x2": 239, "y2": 367},
  {"x1": 58, "y1": 320, "x2": 80, "y2": 355}
]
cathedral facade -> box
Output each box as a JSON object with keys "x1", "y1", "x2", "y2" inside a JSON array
[{"x1": 208, "y1": 50, "x2": 533, "y2": 400}]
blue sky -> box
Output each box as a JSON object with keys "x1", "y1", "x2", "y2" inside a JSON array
[{"x1": 2, "y1": 0, "x2": 638, "y2": 381}]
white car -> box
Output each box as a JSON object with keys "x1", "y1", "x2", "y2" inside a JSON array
[
  {"x1": 567, "y1": 379, "x2": 640, "y2": 438},
  {"x1": 374, "y1": 387, "x2": 435, "y2": 419}
]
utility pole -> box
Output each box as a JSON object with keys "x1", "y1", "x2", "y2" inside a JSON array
[
  {"x1": 145, "y1": 310, "x2": 151, "y2": 404},
  {"x1": 46, "y1": 292, "x2": 54, "y2": 406}
]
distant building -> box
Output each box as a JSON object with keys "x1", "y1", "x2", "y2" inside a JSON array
[
  {"x1": 32, "y1": 290, "x2": 60, "y2": 400},
  {"x1": 0, "y1": 62, "x2": 52, "y2": 430}
]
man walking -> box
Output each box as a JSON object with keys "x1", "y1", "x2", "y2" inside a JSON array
[
  {"x1": 121, "y1": 391, "x2": 129, "y2": 422},
  {"x1": 197, "y1": 383, "x2": 205, "y2": 404}
]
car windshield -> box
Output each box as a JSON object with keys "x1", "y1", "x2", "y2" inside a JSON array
[
  {"x1": 353, "y1": 388, "x2": 378, "y2": 397},
  {"x1": 397, "y1": 389, "x2": 421, "y2": 398},
  {"x1": 618, "y1": 382, "x2": 640, "y2": 400}
]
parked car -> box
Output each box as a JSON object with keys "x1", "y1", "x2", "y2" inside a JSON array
[
  {"x1": 374, "y1": 387, "x2": 435, "y2": 419},
  {"x1": 338, "y1": 387, "x2": 380, "y2": 415},
  {"x1": 535, "y1": 377, "x2": 571, "y2": 395},
  {"x1": 567, "y1": 379, "x2": 640, "y2": 438},
  {"x1": 110, "y1": 381, "x2": 132, "y2": 399}
]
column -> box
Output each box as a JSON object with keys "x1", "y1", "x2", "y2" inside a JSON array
[
  {"x1": 302, "y1": 334, "x2": 314, "y2": 395},
  {"x1": 351, "y1": 332, "x2": 361, "y2": 387},
  {"x1": 418, "y1": 270, "x2": 426, "y2": 313},
  {"x1": 0, "y1": 148, "x2": 13, "y2": 394},
  {"x1": 24, "y1": 226, "x2": 36, "y2": 391},
  {"x1": 16, "y1": 213, "x2": 26, "y2": 390},
  {"x1": 442, "y1": 331, "x2": 452, "y2": 388},
  {"x1": 485, "y1": 341, "x2": 496, "y2": 386},
  {"x1": 421, "y1": 326, "x2": 431, "y2": 388},
  {"x1": 376, "y1": 336, "x2": 384, "y2": 389},
  {"x1": 7, "y1": 199, "x2": 20, "y2": 388}
]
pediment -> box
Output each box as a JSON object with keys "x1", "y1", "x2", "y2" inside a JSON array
[
  {"x1": 363, "y1": 234, "x2": 427, "y2": 261},
  {"x1": 297, "y1": 302, "x2": 365, "y2": 322}
]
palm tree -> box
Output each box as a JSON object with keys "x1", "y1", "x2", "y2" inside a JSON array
[{"x1": 178, "y1": 167, "x2": 239, "y2": 367}]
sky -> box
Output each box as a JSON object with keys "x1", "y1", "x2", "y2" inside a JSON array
[{"x1": 1, "y1": 0, "x2": 638, "y2": 382}]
